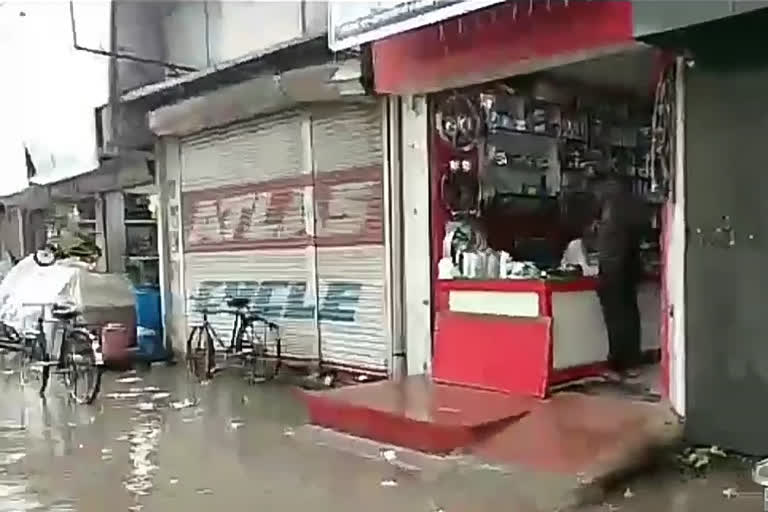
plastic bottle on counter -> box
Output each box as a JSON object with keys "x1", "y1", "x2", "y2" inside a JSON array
[
  {"x1": 486, "y1": 250, "x2": 500, "y2": 279},
  {"x1": 475, "y1": 251, "x2": 487, "y2": 279},
  {"x1": 499, "y1": 251, "x2": 512, "y2": 279},
  {"x1": 438, "y1": 257, "x2": 458, "y2": 280},
  {"x1": 462, "y1": 252, "x2": 478, "y2": 279}
]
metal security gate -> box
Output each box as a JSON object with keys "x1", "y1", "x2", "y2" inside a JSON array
[
  {"x1": 178, "y1": 103, "x2": 389, "y2": 372},
  {"x1": 311, "y1": 103, "x2": 388, "y2": 372},
  {"x1": 180, "y1": 112, "x2": 320, "y2": 360}
]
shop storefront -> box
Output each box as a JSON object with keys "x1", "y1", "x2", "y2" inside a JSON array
[
  {"x1": 319, "y1": 0, "x2": 768, "y2": 457},
  {"x1": 140, "y1": 44, "x2": 400, "y2": 375},
  {"x1": 165, "y1": 103, "x2": 390, "y2": 373},
  {"x1": 358, "y1": 0, "x2": 683, "y2": 407},
  {"x1": 428, "y1": 52, "x2": 669, "y2": 394}
]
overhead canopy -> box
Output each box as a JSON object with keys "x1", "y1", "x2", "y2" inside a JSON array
[
  {"x1": 366, "y1": 0, "x2": 768, "y2": 95},
  {"x1": 632, "y1": 1, "x2": 768, "y2": 39},
  {"x1": 328, "y1": 0, "x2": 505, "y2": 51},
  {"x1": 148, "y1": 59, "x2": 369, "y2": 137},
  {"x1": 370, "y1": 1, "x2": 637, "y2": 94},
  {"x1": 638, "y1": 6, "x2": 768, "y2": 70}
]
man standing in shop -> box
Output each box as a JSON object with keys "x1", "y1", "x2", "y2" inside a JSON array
[{"x1": 591, "y1": 172, "x2": 643, "y2": 380}]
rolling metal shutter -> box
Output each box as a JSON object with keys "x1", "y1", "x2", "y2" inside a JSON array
[
  {"x1": 178, "y1": 103, "x2": 388, "y2": 372},
  {"x1": 179, "y1": 112, "x2": 320, "y2": 360},
  {"x1": 311, "y1": 103, "x2": 388, "y2": 371}
]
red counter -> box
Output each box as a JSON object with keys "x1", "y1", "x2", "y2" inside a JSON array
[{"x1": 433, "y1": 278, "x2": 659, "y2": 398}]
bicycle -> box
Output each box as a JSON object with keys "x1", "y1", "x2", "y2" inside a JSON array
[
  {"x1": 0, "y1": 303, "x2": 104, "y2": 404},
  {"x1": 185, "y1": 295, "x2": 281, "y2": 382},
  {"x1": 33, "y1": 239, "x2": 102, "y2": 267}
]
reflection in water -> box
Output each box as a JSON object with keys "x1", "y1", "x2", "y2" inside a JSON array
[
  {"x1": 123, "y1": 412, "x2": 162, "y2": 501},
  {"x1": 0, "y1": 398, "x2": 41, "y2": 512}
]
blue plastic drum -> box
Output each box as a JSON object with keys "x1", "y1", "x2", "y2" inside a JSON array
[{"x1": 134, "y1": 286, "x2": 166, "y2": 361}]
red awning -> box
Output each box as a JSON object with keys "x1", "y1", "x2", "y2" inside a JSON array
[{"x1": 372, "y1": 0, "x2": 636, "y2": 95}]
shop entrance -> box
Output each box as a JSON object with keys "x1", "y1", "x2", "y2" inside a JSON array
[{"x1": 431, "y1": 46, "x2": 668, "y2": 404}]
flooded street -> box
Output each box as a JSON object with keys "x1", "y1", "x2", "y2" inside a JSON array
[{"x1": 0, "y1": 359, "x2": 759, "y2": 512}]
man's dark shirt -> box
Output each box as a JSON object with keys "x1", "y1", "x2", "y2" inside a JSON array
[{"x1": 592, "y1": 176, "x2": 644, "y2": 279}]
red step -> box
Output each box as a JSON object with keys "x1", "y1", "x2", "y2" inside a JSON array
[{"x1": 301, "y1": 376, "x2": 535, "y2": 454}]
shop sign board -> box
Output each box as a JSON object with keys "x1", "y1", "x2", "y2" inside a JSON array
[
  {"x1": 328, "y1": 0, "x2": 504, "y2": 51},
  {"x1": 182, "y1": 173, "x2": 383, "y2": 250}
]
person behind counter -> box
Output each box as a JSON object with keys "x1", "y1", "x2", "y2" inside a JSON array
[
  {"x1": 591, "y1": 173, "x2": 644, "y2": 380},
  {"x1": 561, "y1": 220, "x2": 599, "y2": 277}
]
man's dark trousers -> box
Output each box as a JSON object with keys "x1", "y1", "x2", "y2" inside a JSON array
[{"x1": 597, "y1": 267, "x2": 641, "y2": 372}]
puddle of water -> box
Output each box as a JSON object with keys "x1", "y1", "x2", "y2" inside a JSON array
[
  {"x1": 0, "y1": 452, "x2": 25, "y2": 465},
  {"x1": 123, "y1": 414, "x2": 163, "y2": 498},
  {"x1": 116, "y1": 377, "x2": 143, "y2": 385}
]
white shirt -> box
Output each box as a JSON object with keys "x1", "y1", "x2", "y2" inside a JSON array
[{"x1": 561, "y1": 238, "x2": 599, "y2": 276}]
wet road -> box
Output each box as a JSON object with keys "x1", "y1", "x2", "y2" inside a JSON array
[{"x1": 0, "y1": 357, "x2": 760, "y2": 512}]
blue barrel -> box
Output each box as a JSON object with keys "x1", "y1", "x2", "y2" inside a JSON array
[
  {"x1": 134, "y1": 286, "x2": 166, "y2": 361},
  {"x1": 135, "y1": 286, "x2": 162, "y2": 330}
]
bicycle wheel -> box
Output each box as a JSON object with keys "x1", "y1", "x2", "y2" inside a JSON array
[
  {"x1": 19, "y1": 339, "x2": 50, "y2": 398},
  {"x1": 33, "y1": 245, "x2": 57, "y2": 267},
  {"x1": 61, "y1": 330, "x2": 103, "y2": 404}
]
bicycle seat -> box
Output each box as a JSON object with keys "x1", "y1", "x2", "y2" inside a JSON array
[
  {"x1": 51, "y1": 304, "x2": 80, "y2": 320},
  {"x1": 226, "y1": 297, "x2": 250, "y2": 309}
]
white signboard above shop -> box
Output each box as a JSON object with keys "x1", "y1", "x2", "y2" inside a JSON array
[{"x1": 328, "y1": 0, "x2": 505, "y2": 51}]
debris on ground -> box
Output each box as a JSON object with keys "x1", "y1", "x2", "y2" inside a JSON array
[
  {"x1": 677, "y1": 445, "x2": 730, "y2": 475},
  {"x1": 380, "y1": 479, "x2": 398, "y2": 487},
  {"x1": 283, "y1": 427, "x2": 295, "y2": 437},
  {"x1": 241, "y1": 395, "x2": 249, "y2": 405},
  {"x1": 169, "y1": 398, "x2": 197, "y2": 410},
  {"x1": 106, "y1": 392, "x2": 142, "y2": 400},
  {"x1": 228, "y1": 418, "x2": 245, "y2": 430},
  {"x1": 623, "y1": 488, "x2": 634, "y2": 499},
  {"x1": 710, "y1": 445, "x2": 727, "y2": 457},
  {"x1": 300, "y1": 371, "x2": 339, "y2": 390},
  {"x1": 116, "y1": 376, "x2": 143, "y2": 384},
  {"x1": 380, "y1": 449, "x2": 397, "y2": 462},
  {"x1": 169, "y1": 478, "x2": 179, "y2": 485},
  {"x1": 722, "y1": 487, "x2": 738, "y2": 498},
  {"x1": 195, "y1": 488, "x2": 213, "y2": 495}
]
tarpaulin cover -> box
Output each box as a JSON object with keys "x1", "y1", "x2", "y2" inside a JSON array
[{"x1": 0, "y1": 256, "x2": 135, "y2": 337}]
